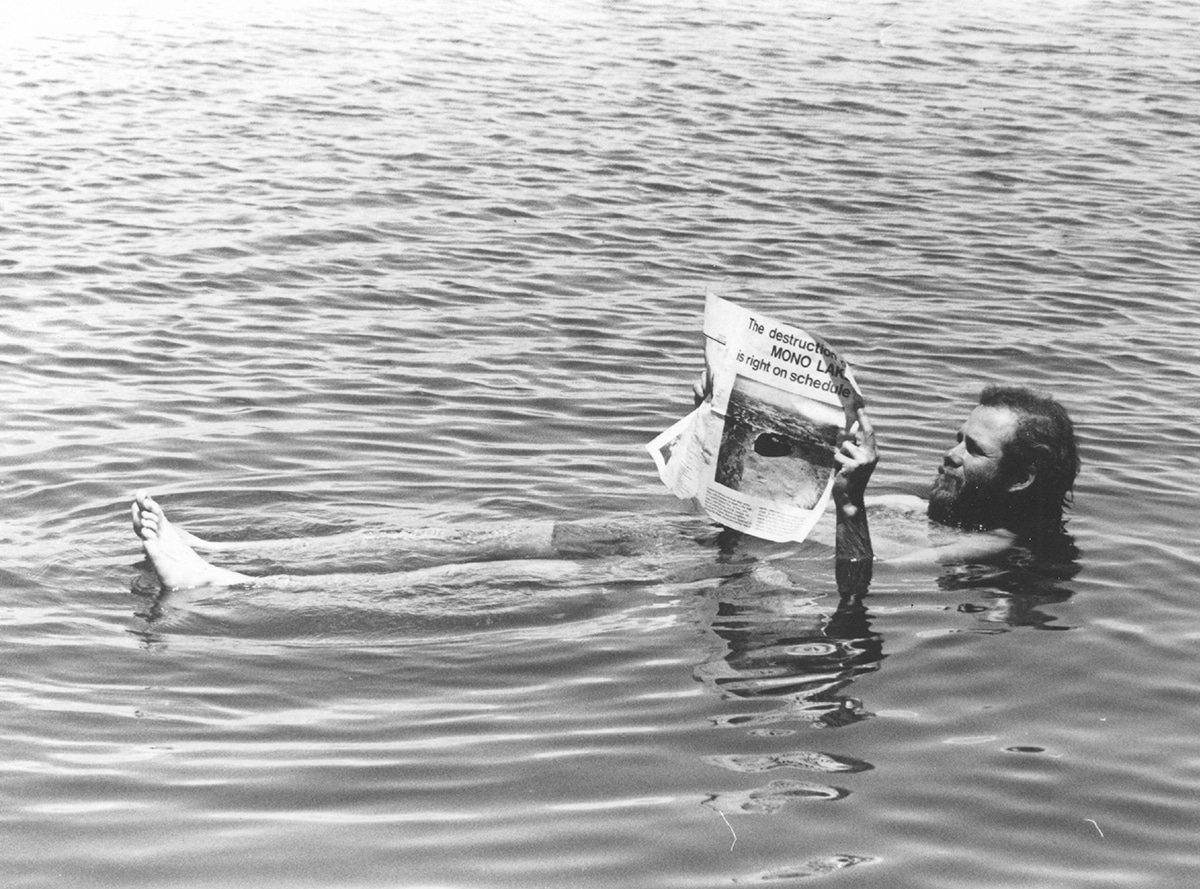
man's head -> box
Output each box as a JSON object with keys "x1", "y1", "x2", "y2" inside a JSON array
[{"x1": 928, "y1": 385, "x2": 1079, "y2": 538}]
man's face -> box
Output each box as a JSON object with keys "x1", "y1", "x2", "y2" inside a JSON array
[{"x1": 928, "y1": 405, "x2": 1021, "y2": 530}]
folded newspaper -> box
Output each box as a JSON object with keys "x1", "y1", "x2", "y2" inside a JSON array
[{"x1": 647, "y1": 295, "x2": 863, "y2": 543}]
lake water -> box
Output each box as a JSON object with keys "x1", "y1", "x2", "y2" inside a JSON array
[{"x1": 3, "y1": 0, "x2": 1200, "y2": 886}]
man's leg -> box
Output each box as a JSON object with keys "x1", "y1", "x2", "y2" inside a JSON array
[{"x1": 132, "y1": 490, "x2": 565, "y2": 586}]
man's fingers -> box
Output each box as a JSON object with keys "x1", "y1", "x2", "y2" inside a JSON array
[
  {"x1": 693, "y1": 370, "x2": 712, "y2": 406},
  {"x1": 849, "y1": 408, "x2": 877, "y2": 458},
  {"x1": 856, "y1": 407, "x2": 875, "y2": 441},
  {"x1": 836, "y1": 441, "x2": 865, "y2": 465}
]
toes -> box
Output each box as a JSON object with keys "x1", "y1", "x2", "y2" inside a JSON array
[
  {"x1": 135, "y1": 490, "x2": 161, "y2": 514},
  {"x1": 136, "y1": 516, "x2": 160, "y2": 541},
  {"x1": 131, "y1": 492, "x2": 170, "y2": 544},
  {"x1": 133, "y1": 492, "x2": 165, "y2": 520}
]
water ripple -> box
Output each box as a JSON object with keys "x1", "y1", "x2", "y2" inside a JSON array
[{"x1": 4, "y1": 1, "x2": 1200, "y2": 886}]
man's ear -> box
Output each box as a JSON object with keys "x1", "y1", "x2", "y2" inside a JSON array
[{"x1": 1005, "y1": 462, "x2": 1036, "y2": 494}]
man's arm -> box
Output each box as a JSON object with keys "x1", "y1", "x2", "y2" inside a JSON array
[
  {"x1": 885, "y1": 527, "x2": 1016, "y2": 566},
  {"x1": 833, "y1": 406, "x2": 877, "y2": 565}
]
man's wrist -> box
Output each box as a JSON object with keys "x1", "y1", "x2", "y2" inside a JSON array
[{"x1": 836, "y1": 495, "x2": 866, "y2": 518}]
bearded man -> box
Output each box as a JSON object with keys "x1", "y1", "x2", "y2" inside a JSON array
[{"x1": 835, "y1": 385, "x2": 1080, "y2": 569}]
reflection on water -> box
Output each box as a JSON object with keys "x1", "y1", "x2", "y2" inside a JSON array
[
  {"x1": 698, "y1": 574, "x2": 881, "y2": 731},
  {"x1": 937, "y1": 535, "x2": 1081, "y2": 631},
  {"x1": 695, "y1": 529, "x2": 1080, "y2": 736}
]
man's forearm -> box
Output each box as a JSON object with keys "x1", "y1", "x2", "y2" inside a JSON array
[
  {"x1": 836, "y1": 499, "x2": 873, "y2": 563},
  {"x1": 835, "y1": 499, "x2": 874, "y2": 594}
]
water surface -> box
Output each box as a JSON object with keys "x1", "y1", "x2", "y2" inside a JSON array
[{"x1": 3, "y1": 1, "x2": 1200, "y2": 886}]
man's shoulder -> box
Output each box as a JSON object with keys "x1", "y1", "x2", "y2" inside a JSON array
[
  {"x1": 865, "y1": 493, "x2": 927, "y2": 513},
  {"x1": 861, "y1": 494, "x2": 1017, "y2": 564}
]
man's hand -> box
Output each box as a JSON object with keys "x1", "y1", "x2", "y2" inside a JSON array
[
  {"x1": 833, "y1": 407, "x2": 878, "y2": 511},
  {"x1": 692, "y1": 368, "x2": 713, "y2": 407}
]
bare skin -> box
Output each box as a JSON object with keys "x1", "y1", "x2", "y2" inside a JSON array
[
  {"x1": 828, "y1": 410, "x2": 1013, "y2": 567},
  {"x1": 832, "y1": 406, "x2": 877, "y2": 564},
  {"x1": 131, "y1": 491, "x2": 252, "y2": 589},
  {"x1": 129, "y1": 403, "x2": 1028, "y2": 590},
  {"x1": 130, "y1": 491, "x2": 569, "y2": 590}
]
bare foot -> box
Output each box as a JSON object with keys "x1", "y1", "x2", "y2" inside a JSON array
[{"x1": 131, "y1": 491, "x2": 251, "y2": 589}]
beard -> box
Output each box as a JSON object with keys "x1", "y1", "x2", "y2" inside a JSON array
[{"x1": 928, "y1": 469, "x2": 1007, "y2": 531}]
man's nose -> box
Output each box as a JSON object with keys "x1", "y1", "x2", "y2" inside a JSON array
[{"x1": 944, "y1": 443, "x2": 964, "y2": 466}]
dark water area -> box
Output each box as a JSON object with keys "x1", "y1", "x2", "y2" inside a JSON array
[{"x1": 3, "y1": 1, "x2": 1200, "y2": 886}]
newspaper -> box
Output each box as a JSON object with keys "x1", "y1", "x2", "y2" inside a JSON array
[{"x1": 647, "y1": 295, "x2": 863, "y2": 543}]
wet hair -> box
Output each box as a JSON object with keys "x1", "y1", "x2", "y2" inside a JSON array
[{"x1": 979, "y1": 385, "x2": 1080, "y2": 534}]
